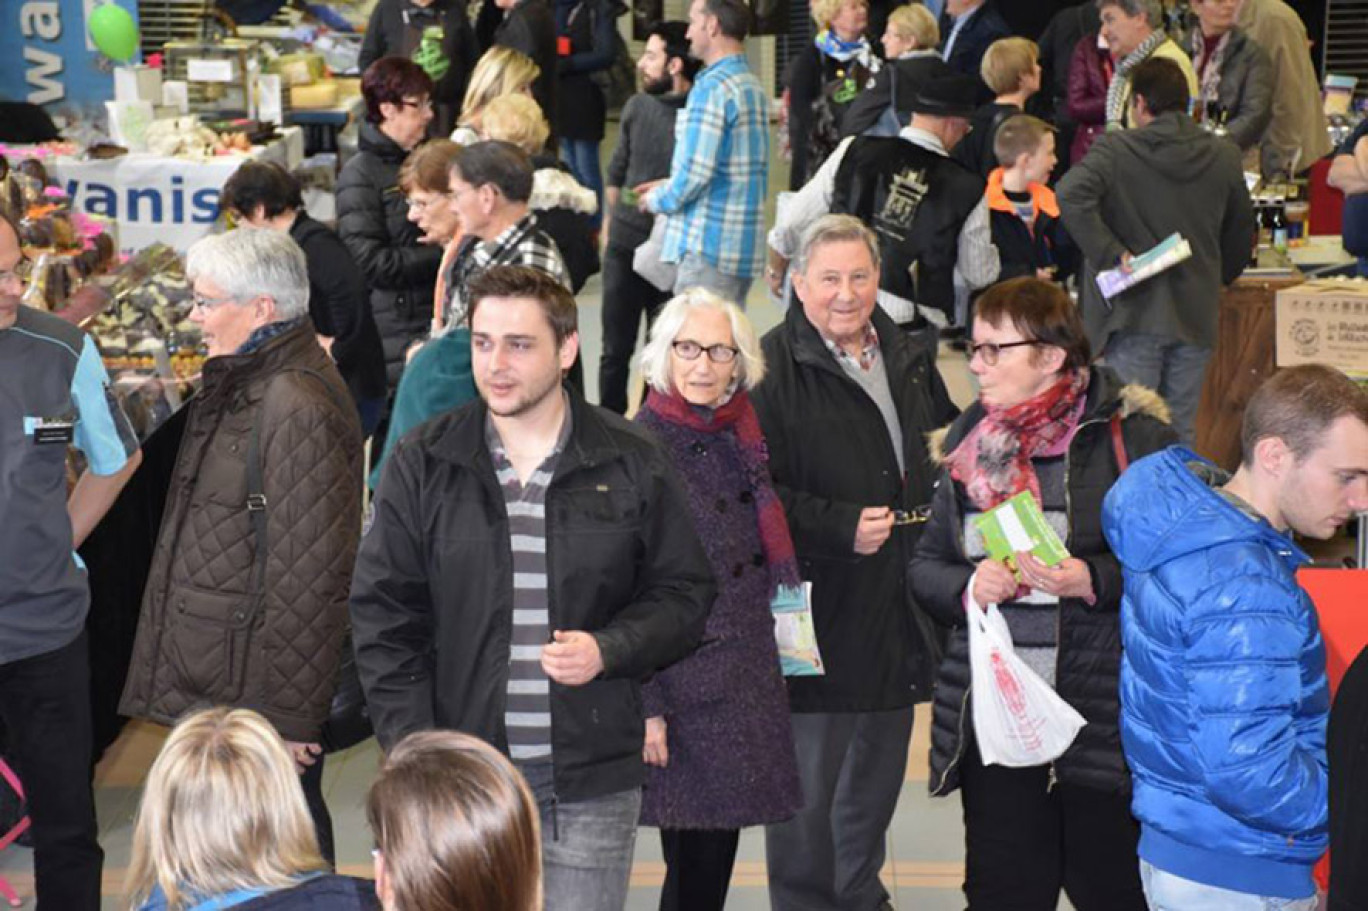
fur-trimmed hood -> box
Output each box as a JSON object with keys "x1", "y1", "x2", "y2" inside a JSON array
[
  {"x1": 926, "y1": 367, "x2": 1170, "y2": 465},
  {"x1": 531, "y1": 168, "x2": 598, "y2": 215}
]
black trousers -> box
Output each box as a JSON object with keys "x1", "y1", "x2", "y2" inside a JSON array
[
  {"x1": 598, "y1": 241, "x2": 670, "y2": 415},
  {"x1": 0, "y1": 632, "x2": 102, "y2": 910},
  {"x1": 300, "y1": 754, "x2": 334, "y2": 866},
  {"x1": 658, "y1": 828, "x2": 739, "y2": 911},
  {"x1": 959, "y1": 743, "x2": 1146, "y2": 911}
]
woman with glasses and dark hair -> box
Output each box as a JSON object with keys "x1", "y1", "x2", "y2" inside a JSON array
[
  {"x1": 909, "y1": 275, "x2": 1174, "y2": 911},
  {"x1": 632, "y1": 288, "x2": 801, "y2": 911},
  {"x1": 338, "y1": 57, "x2": 444, "y2": 407}
]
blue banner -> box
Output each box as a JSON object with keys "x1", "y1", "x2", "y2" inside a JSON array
[{"x1": 0, "y1": 0, "x2": 140, "y2": 112}]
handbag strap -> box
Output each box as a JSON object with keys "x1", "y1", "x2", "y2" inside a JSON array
[
  {"x1": 245, "y1": 367, "x2": 353, "y2": 597},
  {"x1": 1109, "y1": 412, "x2": 1129, "y2": 474}
]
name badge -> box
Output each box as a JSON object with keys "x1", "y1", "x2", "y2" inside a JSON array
[{"x1": 24, "y1": 415, "x2": 76, "y2": 445}]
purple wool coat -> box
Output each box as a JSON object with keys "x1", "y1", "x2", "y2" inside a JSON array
[{"x1": 635, "y1": 407, "x2": 803, "y2": 830}]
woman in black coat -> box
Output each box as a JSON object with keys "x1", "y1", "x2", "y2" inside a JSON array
[
  {"x1": 786, "y1": 0, "x2": 882, "y2": 189},
  {"x1": 337, "y1": 58, "x2": 444, "y2": 399},
  {"x1": 909, "y1": 277, "x2": 1175, "y2": 911}
]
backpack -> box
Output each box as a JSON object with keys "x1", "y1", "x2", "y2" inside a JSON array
[
  {"x1": 809, "y1": 56, "x2": 877, "y2": 169},
  {"x1": 862, "y1": 76, "x2": 902, "y2": 138}
]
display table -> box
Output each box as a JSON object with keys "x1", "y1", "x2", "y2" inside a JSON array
[
  {"x1": 1194, "y1": 271, "x2": 1305, "y2": 470},
  {"x1": 34, "y1": 127, "x2": 304, "y2": 255}
]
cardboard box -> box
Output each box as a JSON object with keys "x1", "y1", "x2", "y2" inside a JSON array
[{"x1": 1275, "y1": 278, "x2": 1368, "y2": 375}]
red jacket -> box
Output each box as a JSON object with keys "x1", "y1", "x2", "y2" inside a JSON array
[{"x1": 1066, "y1": 34, "x2": 1113, "y2": 165}]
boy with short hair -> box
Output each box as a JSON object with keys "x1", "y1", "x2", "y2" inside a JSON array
[{"x1": 984, "y1": 114, "x2": 1075, "y2": 285}]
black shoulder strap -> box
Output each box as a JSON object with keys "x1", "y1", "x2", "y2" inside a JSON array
[{"x1": 244, "y1": 366, "x2": 353, "y2": 597}]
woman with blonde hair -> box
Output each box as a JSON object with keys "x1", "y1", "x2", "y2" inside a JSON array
[
  {"x1": 125, "y1": 708, "x2": 377, "y2": 910},
  {"x1": 452, "y1": 46, "x2": 541, "y2": 145},
  {"x1": 632, "y1": 289, "x2": 801, "y2": 910},
  {"x1": 842, "y1": 3, "x2": 952, "y2": 137},
  {"x1": 784, "y1": 0, "x2": 881, "y2": 188},
  {"x1": 367, "y1": 730, "x2": 541, "y2": 911}
]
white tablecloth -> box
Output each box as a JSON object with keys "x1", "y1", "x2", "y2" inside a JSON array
[{"x1": 37, "y1": 126, "x2": 304, "y2": 255}]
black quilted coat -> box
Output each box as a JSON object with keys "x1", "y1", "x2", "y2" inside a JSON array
[
  {"x1": 336, "y1": 123, "x2": 442, "y2": 394},
  {"x1": 909, "y1": 369, "x2": 1174, "y2": 797},
  {"x1": 120, "y1": 324, "x2": 364, "y2": 743}
]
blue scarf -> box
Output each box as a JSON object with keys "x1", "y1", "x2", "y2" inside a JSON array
[
  {"x1": 235, "y1": 317, "x2": 308, "y2": 357},
  {"x1": 814, "y1": 29, "x2": 872, "y2": 64}
]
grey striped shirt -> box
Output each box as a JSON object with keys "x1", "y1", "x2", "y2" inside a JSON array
[{"x1": 486, "y1": 405, "x2": 572, "y2": 761}]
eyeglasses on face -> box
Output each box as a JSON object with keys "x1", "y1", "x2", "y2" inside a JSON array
[
  {"x1": 964, "y1": 339, "x2": 1039, "y2": 366},
  {"x1": 190, "y1": 291, "x2": 239, "y2": 311},
  {"x1": 672, "y1": 339, "x2": 739, "y2": 364},
  {"x1": 406, "y1": 195, "x2": 439, "y2": 212},
  {"x1": 0, "y1": 258, "x2": 32, "y2": 286},
  {"x1": 399, "y1": 97, "x2": 433, "y2": 112}
]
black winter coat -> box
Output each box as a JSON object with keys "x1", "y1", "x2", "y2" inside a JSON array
[
  {"x1": 752, "y1": 305, "x2": 959, "y2": 713},
  {"x1": 289, "y1": 213, "x2": 388, "y2": 404},
  {"x1": 336, "y1": 123, "x2": 443, "y2": 394},
  {"x1": 1330, "y1": 645, "x2": 1368, "y2": 911},
  {"x1": 350, "y1": 390, "x2": 715, "y2": 801},
  {"x1": 910, "y1": 369, "x2": 1175, "y2": 797},
  {"x1": 358, "y1": 0, "x2": 480, "y2": 135}
]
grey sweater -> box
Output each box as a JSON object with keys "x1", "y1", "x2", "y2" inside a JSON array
[{"x1": 606, "y1": 91, "x2": 688, "y2": 250}]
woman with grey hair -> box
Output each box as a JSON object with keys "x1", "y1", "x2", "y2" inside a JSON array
[
  {"x1": 1097, "y1": 0, "x2": 1196, "y2": 129},
  {"x1": 632, "y1": 287, "x2": 802, "y2": 911},
  {"x1": 120, "y1": 228, "x2": 364, "y2": 868}
]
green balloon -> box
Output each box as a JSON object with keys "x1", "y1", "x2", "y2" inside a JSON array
[{"x1": 89, "y1": 4, "x2": 139, "y2": 62}]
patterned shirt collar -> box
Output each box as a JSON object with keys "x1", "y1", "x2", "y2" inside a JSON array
[{"x1": 822, "y1": 321, "x2": 881, "y2": 372}]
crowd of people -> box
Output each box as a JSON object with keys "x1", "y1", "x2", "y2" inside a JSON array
[{"x1": 5, "y1": 0, "x2": 1368, "y2": 909}]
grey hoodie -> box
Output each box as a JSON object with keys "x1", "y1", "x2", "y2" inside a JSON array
[{"x1": 1057, "y1": 111, "x2": 1255, "y2": 351}]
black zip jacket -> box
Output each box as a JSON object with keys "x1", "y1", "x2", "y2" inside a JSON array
[
  {"x1": 909, "y1": 368, "x2": 1175, "y2": 797},
  {"x1": 350, "y1": 390, "x2": 715, "y2": 801},
  {"x1": 752, "y1": 305, "x2": 958, "y2": 713},
  {"x1": 336, "y1": 123, "x2": 443, "y2": 394},
  {"x1": 290, "y1": 213, "x2": 388, "y2": 404}
]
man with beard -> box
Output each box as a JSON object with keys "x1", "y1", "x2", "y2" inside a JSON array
[
  {"x1": 351, "y1": 265, "x2": 714, "y2": 911},
  {"x1": 599, "y1": 20, "x2": 699, "y2": 414}
]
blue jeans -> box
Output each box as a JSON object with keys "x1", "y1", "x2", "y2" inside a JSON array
[
  {"x1": 1103, "y1": 331, "x2": 1212, "y2": 447},
  {"x1": 673, "y1": 253, "x2": 752, "y2": 308},
  {"x1": 1140, "y1": 861, "x2": 1317, "y2": 910},
  {"x1": 518, "y1": 761, "x2": 641, "y2": 911},
  {"x1": 560, "y1": 138, "x2": 603, "y2": 229}
]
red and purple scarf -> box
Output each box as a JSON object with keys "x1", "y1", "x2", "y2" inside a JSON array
[{"x1": 641, "y1": 388, "x2": 801, "y2": 597}]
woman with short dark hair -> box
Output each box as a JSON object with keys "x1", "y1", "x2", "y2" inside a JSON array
[
  {"x1": 338, "y1": 58, "x2": 444, "y2": 403},
  {"x1": 911, "y1": 276, "x2": 1175, "y2": 910}
]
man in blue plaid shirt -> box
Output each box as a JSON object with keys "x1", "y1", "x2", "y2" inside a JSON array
[{"x1": 639, "y1": 0, "x2": 769, "y2": 307}]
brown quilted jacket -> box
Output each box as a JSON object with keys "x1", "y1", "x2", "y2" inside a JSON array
[{"x1": 120, "y1": 322, "x2": 364, "y2": 742}]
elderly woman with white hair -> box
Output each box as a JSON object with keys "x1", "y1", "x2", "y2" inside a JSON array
[
  {"x1": 632, "y1": 288, "x2": 802, "y2": 911},
  {"x1": 120, "y1": 228, "x2": 364, "y2": 868}
]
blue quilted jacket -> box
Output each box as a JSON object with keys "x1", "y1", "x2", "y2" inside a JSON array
[{"x1": 1103, "y1": 446, "x2": 1328, "y2": 900}]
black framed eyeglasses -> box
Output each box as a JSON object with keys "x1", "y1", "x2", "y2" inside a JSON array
[
  {"x1": 672, "y1": 340, "x2": 739, "y2": 364},
  {"x1": 965, "y1": 339, "x2": 1038, "y2": 366}
]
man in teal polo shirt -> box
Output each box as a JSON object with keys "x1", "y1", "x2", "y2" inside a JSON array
[{"x1": 0, "y1": 212, "x2": 140, "y2": 909}]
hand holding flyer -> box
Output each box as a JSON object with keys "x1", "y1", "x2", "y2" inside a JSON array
[{"x1": 972, "y1": 491, "x2": 1070, "y2": 577}]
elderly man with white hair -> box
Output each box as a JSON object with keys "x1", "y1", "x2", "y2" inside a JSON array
[{"x1": 120, "y1": 227, "x2": 364, "y2": 866}]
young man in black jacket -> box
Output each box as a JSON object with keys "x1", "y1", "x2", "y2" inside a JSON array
[{"x1": 351, "y1": 265, "x2": 714, "y2": 911}]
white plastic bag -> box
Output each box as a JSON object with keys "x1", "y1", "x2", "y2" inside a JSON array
[
  {"x1": 632, "y1": 215, "x2": 678, "y2": 292},
  {"x1": 967, "y1": 589, "x2": 1086, "y2": 768}
]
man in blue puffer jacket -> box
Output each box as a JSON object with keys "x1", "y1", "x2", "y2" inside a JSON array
[{"x1": 1102, "y1": 365, "x2": 1368, "y2": 909}]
